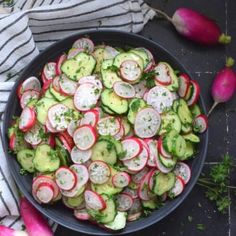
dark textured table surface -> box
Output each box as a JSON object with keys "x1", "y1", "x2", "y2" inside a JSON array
[{"x1": 56, "y1": 0, "x2": 236, "y2": 235}]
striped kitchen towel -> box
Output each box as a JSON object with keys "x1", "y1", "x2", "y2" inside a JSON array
[{"x1": 0, "y1": 0, "x2": 155, "y2": 231}]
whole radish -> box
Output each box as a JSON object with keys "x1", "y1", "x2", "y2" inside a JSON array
[
  {"x1": 0, "y1": 225, "x2": 28, "y2": 236},
  {"x1": 208, "y1": 57, "x2": 236, "y2": 116},
  {"x1": 153, "y1": 7, "x2": 231, "y2": 45},
  {"x1": 20, "y1": 196, "x2": 54, "y2": 236}
]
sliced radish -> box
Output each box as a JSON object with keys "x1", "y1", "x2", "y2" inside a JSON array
[
  {"x1": 88, "y1": 161, "x2": 111, "y2": 184},
  {"x1": 178, "y1": 73, "x2": 191, "y2": 98},
  {"x1": 147, "y1": 85, "x2": 173, "y2": 113},
  {"x1": 19, "y1": 107, "x2": 36, "y2": 132},
  {"x1": 136, "y1": 47, "x2": 155, "y2": 72},
  {"x1": 131, "y1": 167, "x2": 149, "y2": 184},
  {"x1": 116, "y1": 193, "x2": 134, "y2": 212},
  {"x1": 133, "y1": 80, "x2": 148, "y2": 98},
  {"x1": 146, "y1": 139, "x2": 158, "y2": 167},
  {"x1": 74, "y1": 83, "x2": 100, "y2": 111},
  {"x1": 158, "y1": 138, "x2": 171, "y2": 158},
  {"x1": 123, "y1": 146, "x2": 148, "y2": 172},
  {"x1": 71, "y1": 146, "x2": 92, "y2": 164},
  {"x1": 24, "y1": 123, "x2": 44, "y2": 146},
  {"x1": 193, "y1": 114, "x2": 208, "y2": 133},
  {"x1": 70, "y1": 164, "x2": 89, "y2": 186},
  {"x1": 41, "y1": 79, "x2": 52, "y2": 95},
  {"x1": 43, "y1": 62, "x2": 56, "y2": 81},
  {"x1": 36, "y1": 182, "x2": 54, "y2": 204},
  {"x1": 172, "y1": 92, "x2": 179, "y2": 101},
  {"x1": 47, "y1": 104, "x2": 71, "y2": 131},
  {"x1": 128, "y1": 212, "x2": 142, "y2": 222},
  {"x1": 45, "y1": 119, "x2": 58, "y2": 133},
  {"x1": 93, "y1": 107, "x2": 103, "y2": 119},
  {"x1": 19, "y1": 76, "x2": 41, "y2": 97},
  {"x1": 57, "y1": 133, "x2": 73, "y2": 152},
  {"x1": 138, "y1": 170, "x2": 155, "y2": 201},
  {"x1": 78, "y1": 76, "x2": 103, "y2": 90},
  {"x1": 56, "y1": 54, "x2": 67, "y2": 75},
  {"x1": 32, "y1": 175, "x2": 59, "y2": 199},
  {"x1": 84, "y1": 190, "x2": 106, "y2": 210},
  {"x1": 112, "y1": 172, "x2": 130, "y2": 188},
  {"x1": 20, "y1": 90, "x2": 40, "y2": 109},
  {"x1": 174, "y1": 162, "x2": 191, "y2": 184},
  {"x1": 121, "y1": 138, "x2": 142, "y2": 161},
  {"x1": 123, "y1": 188, "x2": 138, "y2": 199},
  {"x1": 97, "y1": 116, "x2": 120, "y2": 136},
  {"x1": 41, "y1": 71, "x2": 47, "y2": 84},
  {"x1": 9, "y1": 133, "x2": 16, "y2": 151},
  {"x1": 113, "y1": 124, "x2": 125, "y2": 141},
  {"x1": 55, "y1": 167, "x2": 77, "y2": 191},
  {"x1": 113, "y1": 81, "x2": 135, "y2": 99},
  {"x1": 73, "y1": 125, "x2": 97, "y2": 150},
  {"x1": 67, "y1": 48, "x2": 84, "y2": 59},
  {"x1": 47, "y1": 134, "x2": 55, "y2": 148},
  {"x1": 143, "y1": 90, "x2": 149, "y2": 101},
  {"x1": 74, "y1": 208, "x2": 90, "y2": 220},
  {"x1": 155, "y1": 155, "x2": 173, "y2": 173},
  {"x1": 59, "y1": 74, "x2": 77, "y2": 96},
  {"x1": 67, "y1": 119, "x2": 80, "y2": 137},
  {"x1": 134, "y1": 108, "x2": 161, "y2": 138},
  {"x1": 148, "y1": 169, "x2": 159, "y2": 191},
  {"x1": 72, "y1": 38, "x2": 94, "y2": 53},
  {"x1": 128, "y1": 198, "x2": 142, "y2": 217},
  {"x1": 187, "y1": 80, "x2": 200, "y2": 106},
  {"x1": 61, "y1": 183, "x2": 85, "y2": 198},
  {"x1": 52, "y1": 76, "x2": 61, "y2": 92},
  {"x1": 102, "y1": 46, "x2": 119, "y2": 60},
  {"x1": 169, "y1": 176, "x2": 184, "y2": 197},
  {"x1": 154, "y1": 63, "x2": 172, "y2": 85},
  {"x1": 80, "y1": 110, "x2": 99, "y2": 127},
  {"x1": 120, "y1": 60, "x2": 142, "y2": 82}
]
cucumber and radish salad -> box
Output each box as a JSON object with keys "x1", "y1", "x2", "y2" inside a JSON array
[{"x1": 8, "y1": 37, "x2": 207, "y2": 231}]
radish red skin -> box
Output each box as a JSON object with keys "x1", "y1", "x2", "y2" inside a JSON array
[
  {"x1": 20, "y1": 196, "x2": 53, "y2": 236},
  {"x1": 212, "y1": 67, "x2": 236, "y2": 103},
  {"x1": 172, "y1": 8, "x2": 231, "y2": 45},
  {"x1": 208, "y1": 58, "x2": 236, "y2": 116}
]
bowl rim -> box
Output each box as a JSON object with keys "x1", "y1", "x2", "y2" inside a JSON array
[{"x1": 2, "y1": 29, "x2": 208, "y2": 235}]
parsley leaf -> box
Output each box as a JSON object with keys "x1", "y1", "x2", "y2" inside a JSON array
[
  {"x1": 198, "y1": 154, "x2": 235, "y2": 214},
  {"x1": 196, "y1": 224, "x2": 205, "y2": 231}
]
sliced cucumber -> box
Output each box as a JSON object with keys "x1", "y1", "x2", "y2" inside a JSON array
[
  {"x1": 101, "y1": 89, "x2": 128, "y2": 115},
  {"x1": 159, "y1": 154, "x2": 177, "y2": 168},
  {"x1": 130, "y1": 49, "x2": 149, "y2": 68},
  {"x1": 101, "y1": 59, "x2": 121, "y2": 89},
  {"x1": 153, "y1": 172, "x2": 176, "y2": 196},
  {"x1": 105, "y1": 211, "x2": 127, "y2": 231},
  {"x1": 36, "y1": 97, "x2": 58, "y2": 125},
  {"x1": 183, "y1": 133, "x2": 200, "y2": 143},
  {"x1": 61, "y1": 52, "x2": 96, "y2": 81},
  {"x1": 44, "y1": 89, "x2": 54, "y2": 99},
  {"x1": 88, "y1": 194, "x2": 116, "y2": 224},
  {"x1": 158, "y1": 111, "x2": 181, "y2": 135},
  {"x1": 33, "y1": 144, "x2": 60, "y2": 172},
  {"x1": 17, "y1": 149, "x2": 35, "y2": 173},
  {"x1": 179, "y1": 141, "x2": 195, "y2": 160},
  {"x1": 177, "y1": 99, "x2": 193, "y2": 124},
  {"x1": 142, "y1": 197, "x2": 159, "y2": 209},
  {"x1": 190, "y1": 104, "x2": 201, "y2": 118},
  {"x1": 91, "y1": 140, "x2": 117, "y2": 165},
  {"x1": 93, "y1": 47, "x2": 105, "y2": 73},
  {"x1": 63, "y1": 194, "x2": 84, "y2": 208},
  {"x1": 127, "y1": 98, "x2": 146, "y2": 124},
  {"x1": 49, "y1": 84, "x2": 67, "y2": 101}
]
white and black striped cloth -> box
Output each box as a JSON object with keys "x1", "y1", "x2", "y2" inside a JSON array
[{"x1": 0, "y1": 0, "x2": 155, "y2": 231}]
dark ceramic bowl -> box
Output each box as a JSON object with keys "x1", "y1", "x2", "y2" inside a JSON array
[{"x1": 2, "y1": 30, "x2": 208, "y2": 235}]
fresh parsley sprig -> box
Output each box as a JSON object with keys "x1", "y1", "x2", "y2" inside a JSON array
[{"x1": 197, "y1": 154, "x2": 236, "y2": 214}]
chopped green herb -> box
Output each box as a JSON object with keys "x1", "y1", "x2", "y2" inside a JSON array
[{"x1": 196, "y1": 224, "x2": 205, "y2": 231}]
